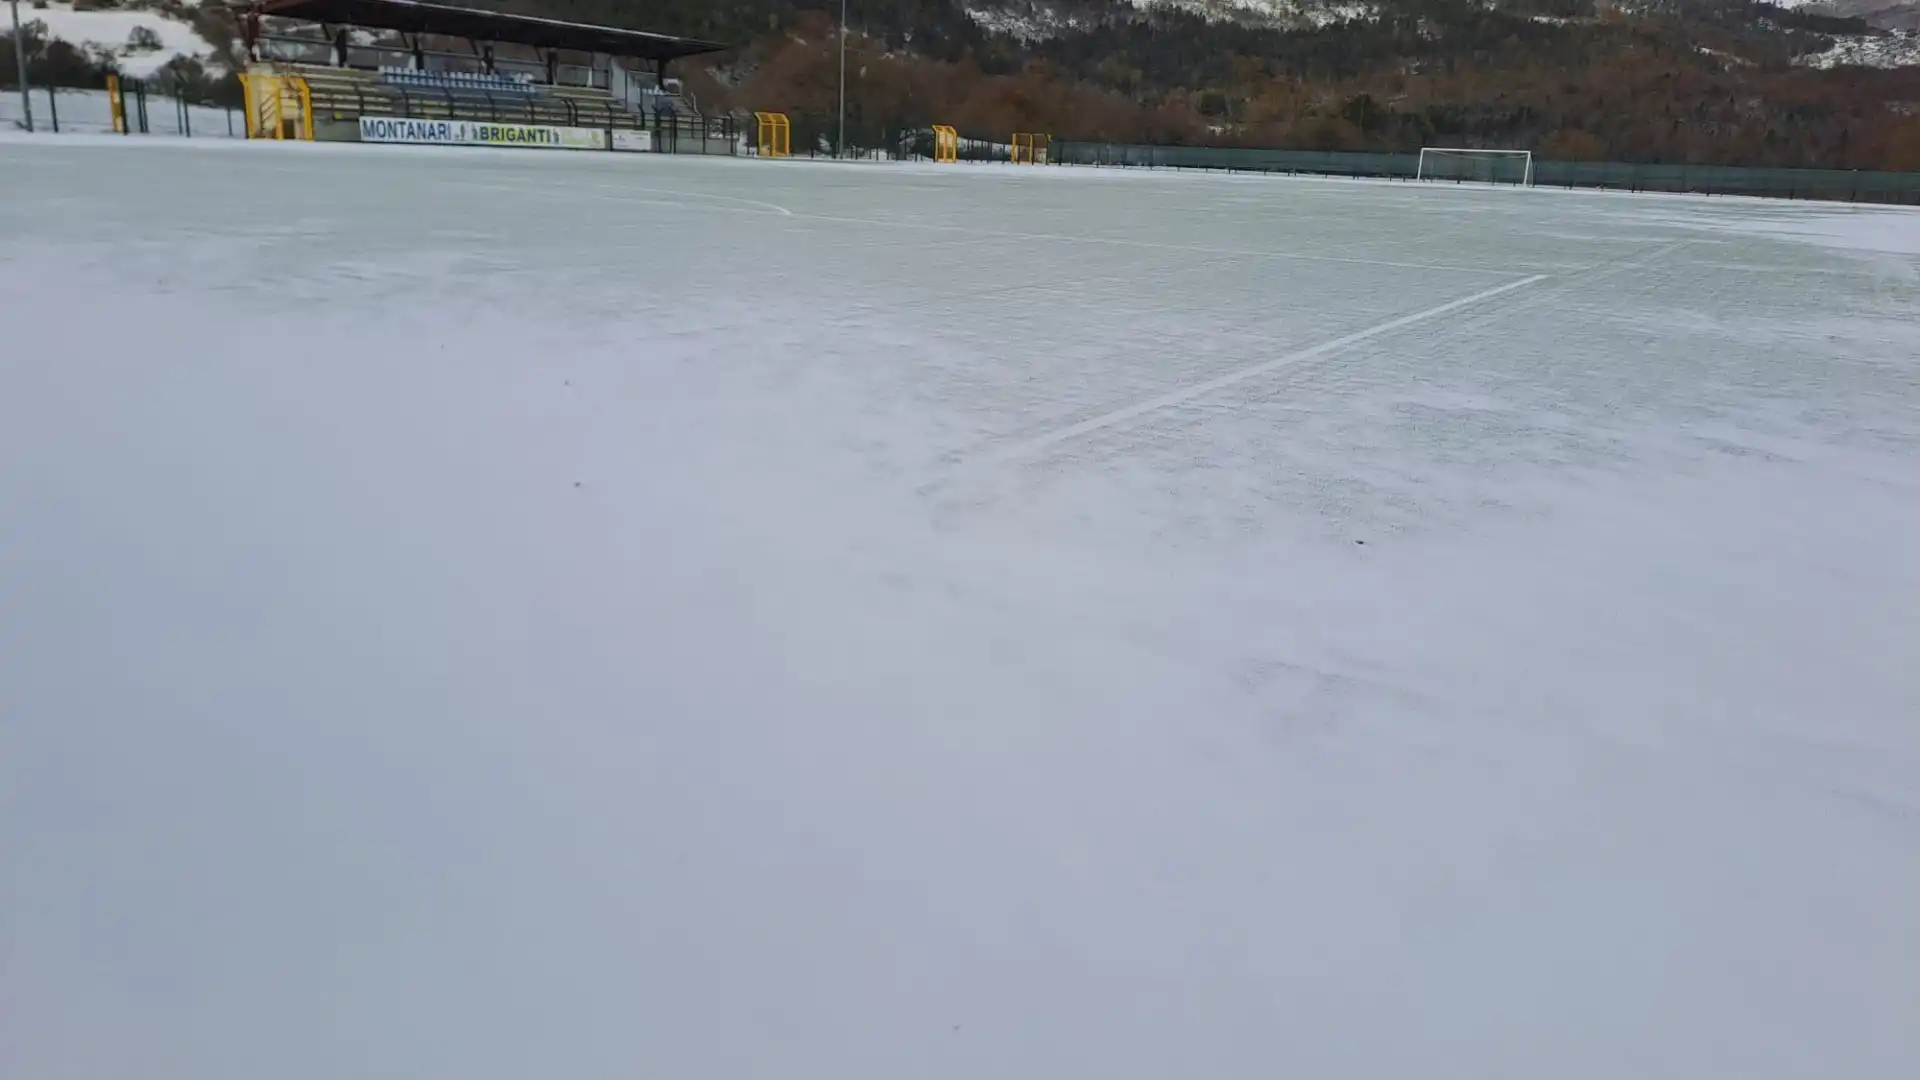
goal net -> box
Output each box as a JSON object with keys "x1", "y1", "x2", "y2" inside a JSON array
[{"x1": 1416, "y1": 148, "x2": 1534, "y2": 187}]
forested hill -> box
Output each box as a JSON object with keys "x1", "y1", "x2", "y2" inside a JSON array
[{"x1": 521, "y1": 2, "x2": 1920, "y2": 168}]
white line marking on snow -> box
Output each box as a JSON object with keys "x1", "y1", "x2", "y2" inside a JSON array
[
  {"x1": 792, "y1": 213, "x2": 1532, "y2": 276},
  {"x1": 593, "y1": 196, "x2": 792, "y2": 218},
  {"x1": 623, "y1": 186, "x2": 795, "y2": 217},
  {"x1": 875, "y1": 253, "x2": 1250, "y2": 312},
  {"x1": 443, "y1": 178, "x2": 795, "y2": 217},
  {"x1": 984, "y1": 273, "x2": 1551, "y2": 462}
]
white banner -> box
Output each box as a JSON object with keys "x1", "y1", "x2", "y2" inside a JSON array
[
  {"x1": 358, "y1": 116, "x2": 610, "y2": 151},
  {"x1": 611, "y1": 129, "x2": 652, "y2": 153}
]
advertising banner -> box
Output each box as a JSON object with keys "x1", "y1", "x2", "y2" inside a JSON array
[{"x1": 358, "y1": 116, "x2": 612, "y2": 151}]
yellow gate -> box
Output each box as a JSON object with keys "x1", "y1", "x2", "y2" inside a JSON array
[
  {"x1": 237, "y1": 71, "x2": 314, "y2": 141},
  {"x1": 932, "y1": 125, "x2": 959, "y2": 164},
  {"x1": 753, "y1": 112, "x2": 791, "y2": 158}
]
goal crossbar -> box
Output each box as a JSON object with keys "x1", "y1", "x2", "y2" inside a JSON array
[{"x1": 1417, "y1": 147, "x2": 1534, "y2": 187}]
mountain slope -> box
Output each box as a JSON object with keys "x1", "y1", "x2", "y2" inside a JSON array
[
  {"x1": 606, "y1": 0, "x2": 1920, "y2": 169},
  {"x1": 1805, "y1": 0, "x2": 1920, "y2": 30}
]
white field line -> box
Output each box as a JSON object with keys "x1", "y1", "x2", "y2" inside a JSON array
[
  {"x1": 965, "y1": 237, "x2": 1693, "y2": 467},
  {"x1": 615, "y1": 184, "x2": 795, "y2": 217},
  {"x1": 794, "y1": 212, "x2": 1535, "y2": 276},
  {"x1": 442, "y1": 177, "x2": 795, "y2": 216},
  {"x1": 982, "y1": 273, "x2": 1551, "y2": 463},
  {"x1": 446, "y1": 174, "x2": 1527, "y2": 276}
]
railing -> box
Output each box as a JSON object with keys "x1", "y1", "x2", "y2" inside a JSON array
[
  {"x1": 297, "y1": 76, "x2": 737, "y2": 152},
  {"x1": 1053, "y1": 142, "x2": 1920, "y2": 205},
  {"x1": 647, "y1": 112, "x2": 739, "y2": 153},
  {"x1": 1, "y1": 78, "x2": 242, "y2": 137},
  {"x1": 304, "y1": 81, "x2": 640, "y2": 131}
]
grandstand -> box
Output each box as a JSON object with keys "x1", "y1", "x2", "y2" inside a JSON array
[{"x1": 236, "y1": 0, "x2": 736, "y2": 152}]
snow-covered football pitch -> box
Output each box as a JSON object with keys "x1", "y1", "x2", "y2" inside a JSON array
[{"x1": 3, "y1": 136, "x2": 1918, "y2": 1079}]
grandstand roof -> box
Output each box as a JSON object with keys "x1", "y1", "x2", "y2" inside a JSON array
[{"x1": 252, "y1": 0, "x2": 731, "y2": 62}]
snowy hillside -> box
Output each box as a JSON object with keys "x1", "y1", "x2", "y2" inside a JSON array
[
  {"x1": 15, "y1": 1, "x2": 220, "y2": 78},
  {"x1": 961, "y1": 0, "x2": 1379, "y2": 36},
  {"x1": 1795, "y1": 28, "x2": 1920, "y2": 66},
  {"x1": 961, "y1": 3, "x2": 1093, "y2": 41},
  {"x1": 957, "y1": 0, "x2": 1919, "y2": 53},
  {"x1": 1804, "y1": 0, "x2": 1920, "y2": 30},
  {"x1": 1129, "y1": 0, "x2": 1379, "y2": 25}
]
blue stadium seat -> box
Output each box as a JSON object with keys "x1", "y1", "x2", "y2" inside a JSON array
[{"x1": 379, "y1": 66, "x2": 535, "y2": 95}]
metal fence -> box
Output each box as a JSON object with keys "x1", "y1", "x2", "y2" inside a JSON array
[
  {"x1": 645, "y1": 111, "x2": 738, "y2": 155},
  {"x1": 1055, "y1": 142, "x2": 1920, "y2": 206},
  {"x1": 754, "y1": 115, "x2": 1017, "y2": 162},
  {"x1": 3, "y1": 71, "x2": 243, "y2": 136},
  {"x1": 5, "y1": 72, "x2": 736, "y2": 153},
  {"x1": 3, "y1": 79, "x2": 242, "y2": 138}
]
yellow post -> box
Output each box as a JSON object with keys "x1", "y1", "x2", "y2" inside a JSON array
[
  {"x1": 240, "y1": 71, "x2": 278, "y2": 139},
  {"x1": 296, "y1": 77, "x2": 313, "y2": 141},
  {"x1": 106, "y1": 74, "x2": 125, "y2": 134},
  {"x1": 236, "y1": 71, "x2": 253, "y2": 136},
  {"x1": 932, "y1": 125, "x2": 958, "y2": 164}
]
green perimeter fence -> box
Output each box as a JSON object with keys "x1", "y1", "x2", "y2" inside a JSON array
[{"x1": 1054, "y1": 143, "x2": 1920, "y2": 206}]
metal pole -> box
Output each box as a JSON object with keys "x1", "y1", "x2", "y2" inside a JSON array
[
  {"x1": 836, "y1": 0, "x2": 846, "y2": 158},
  {"x1": 9, "y1": 0, "x2": 33, "y2": 133}
]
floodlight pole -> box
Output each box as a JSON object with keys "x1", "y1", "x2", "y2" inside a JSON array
[
  {"x1": 836, "y1": 0, "x2": 846, "y2": 158},
  {"x1": 9, "y1": 0, "x2": 32, "y2": 133}
]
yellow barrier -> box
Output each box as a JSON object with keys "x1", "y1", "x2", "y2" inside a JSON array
[
  {"x1": 1012, "y1": 132, "x2": 1051, "y2": 165},
  {"x1": 238, "y1": 71, "x2": 314, "y2": 141},
  {"x1": 753, "y1": 112, "x2": 791, "y2": 158},
  {"x1": 932, "y1": 125, "x2": 959, "y2": 164}
]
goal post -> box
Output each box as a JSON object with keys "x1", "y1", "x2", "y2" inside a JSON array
[{"x1": 1416, "y1": 148, "x2": 1534, "y2": 187}]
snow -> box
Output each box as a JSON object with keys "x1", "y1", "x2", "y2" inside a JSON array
[
  {"x1": 1697, "y1": 43, "x2": 1757, "y2": 65},
  {"x1": 1695, "y1": 202, "x2": 1920, "y2": 255},
  {"x1": 2, "y1": 138, "x2": 1918, "y2": 1080},
  {"x1": 1795, "y1": 29, "x2": 1920, "y2": 68},
  {"x1": 1126, "y1": 0, "x2": 1379, "y2": 28},
  {"x1": 963, "y1": 4, "x2": 1079, "y2": 41},
  {"x1": 961, "y1": 0, "x2": 1381, "y2": 32},
  {"x1": 14, "y1": 2, "x2": 219, "y2": 78}
]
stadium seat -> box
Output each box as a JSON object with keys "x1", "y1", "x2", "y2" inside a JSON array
[
  {"x1": 274, "y1": 63, "x2": 654, "y2": 131},
  {"x1": 378, "y1": 66, "x2": 537, "y2": 95}
]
